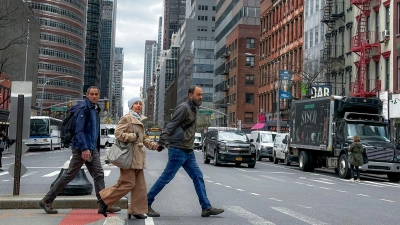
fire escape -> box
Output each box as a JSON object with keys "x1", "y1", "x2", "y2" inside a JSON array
[
  {"x1": 321, "y1": 1, "x2": 345, "y2": 93},
  {"x1": 349, "y1": 0, "x2": 381, "y2": 97}
]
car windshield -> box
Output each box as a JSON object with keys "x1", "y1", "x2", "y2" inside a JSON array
[
  {"x1": 219, "y1": 131, "x2": 248, "y2": 141},
  {"x1": 346, "y1": 123, "x2": 389, "y2": 142},
  {"x1": 261, "y1": 133, "x2": 276, "y2": 143},
  {"x1": 195, "y1": 137, "x2": 201, "y2": 142}
]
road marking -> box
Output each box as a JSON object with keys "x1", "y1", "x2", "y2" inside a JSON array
[
  {"x1": 224, "y1": 185, "x2": 232, "y2": 188},
  {"x1": 357, "y1": 194, "x2": 370, "y2": 197},
  {"x1": 145, "y1": 217, "x2": 155, "y2": 225},
  {"x1": 306, "y1": 184, "x2": 315, "y2": 187},
  {"x1": 235, "y1": 188, "x2": 245, "y2": 191},
  {"x1": 259, "y1": 175, "x2": 285, "y2": 182},
  {"x1": 215, "y1": 183, "x2": 222, "y2": 185},
  {"x1": 250, "y1": 193, "x2": 260, "y2": 196},
  {"x1": 298, "y1": 205, "x2": 312, "y2": 209},
  {"x1": 319, "y1": 187, "x2": 331, "y2": 190},
  {"x1": 42, "y1": 171, "x2": 61, "y2": 177},
  {"x1": 380, "y1": 199, "x2": 395, "y2": 203},
  {"x1": 363, "y1": 181, "x2": 400, "y2": 188},
  {"x1": 241, "y1": 174, "x2": 261, "y2": 181},
  {"x1": 271, "y1": 207, "x2": 328, "y2": 225},
  {"x1": 294, "y1": 182, "x2": 304, "y2": 185},
  {"x1": 21, "y1": 171, "x2": 38, "y2": 177},
  {"x1": 268, "y1": 198, "x2": 282, "y2": 202},
  {"x1": 205, "y1": 180, "x2": 213, "y2": 183},
  {"x1": 226, "y1": 205, "x2": 276, "y2": 225},
  {"x1": 337, "y1": 190, "x2": 348, "y2": 193}
]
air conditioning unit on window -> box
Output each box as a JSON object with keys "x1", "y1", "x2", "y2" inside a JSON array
[
  {"x1": 381, "y1": 30, "x2": 390, "y2": 40},
  {"x1": 263, "y1": 28, "x2": 266, "y2": 32}
]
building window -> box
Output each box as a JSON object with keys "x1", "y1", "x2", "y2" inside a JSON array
[
  {"x1": 246, "y1": 38, "x2": 255, "y2": 48},
  {"x1": 246, "y1": 56, "x2": 255, "y2": 66},
  {"x1": 385, "y1": 6, "x2": 390, "y2": 30},
  {"x1": 386, "y1": 58, "x2": 390, "y2": 90},
  {"x1": 305, "y1": 31, "x2": 308, "y2": 49},
  {"x1": 245, "y1": 93, "x2": 254, "y2": 103},
  {"x1": 244, "y1": 112, "x2": 254, "y2": 123},
  {"x1": 245, "y1": 74, "x2": 254, "y2": 85}
]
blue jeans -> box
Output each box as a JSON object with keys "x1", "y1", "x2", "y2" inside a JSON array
[
  {"x1": 350, "y1": 164, "x2": 360, "y2": 179},
  {"x1": 147, "y1": 147, "x2": 211, "y2": 210}
]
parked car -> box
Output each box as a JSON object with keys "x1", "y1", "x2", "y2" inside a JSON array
[
  {"x1": 203, "y1": 127, "x2": 255, "y2": 168},
  {"x1": 249, "y1": 131, "x2": 277, "y2": 161},
  {"x1": 272, "y1": 133, "x2": 291, "y2": 165},
  {"x1": 194, "y1": 132, "x2": 202, "y2": 149}
]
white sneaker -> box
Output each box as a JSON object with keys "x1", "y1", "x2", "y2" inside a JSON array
[
  {"x1": 349, "y1": 178, "x2": 354, "y2": 182},
  {"x1": 356, "y1": 179, "x2": 360, "y2": 183}
]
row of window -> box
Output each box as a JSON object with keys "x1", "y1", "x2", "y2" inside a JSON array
[
  {"x1": 38, "y1": 62, "x2": 83, "y2": 77},
  {"x1": 39, "y1": 18, "x2": 84, "y2": 38},
  {"x1": 38, "y1": 77, "x2": 83, "y2": 92},
  {"x1": 26, "y1": 2, "x2": 85, "y2": 23},
  {"x1": 39, "y1": 47, "x2": 83, "y2": 63},
  {"x1": 40, "y1": 33, "x2": 84, "y2": 50},
  {"x1": 198, "y1": 16, "x2": 215, "y2": 21},
  {"x1": 304, "y1": 0, "x2": 323, "y2": 17},
  {"x1": 62, "y1": 0, "x2": 85, "y2": 11},
  {"x1": 197, "y1": 5, "x2": 216, "y2": 11},
  {"x1": 261, "y1": 0, "x2": 302, "y2": 31},
  {"x1": 304, "y1": 25, "x2": 324, "y2": 49},
  {"x1": 38, "y1": 92, "x2": 79, "y2": 102}
]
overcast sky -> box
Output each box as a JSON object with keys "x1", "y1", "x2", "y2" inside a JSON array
[{"x1": 115, "y1": 0, "x2": 163, "y2": 114}]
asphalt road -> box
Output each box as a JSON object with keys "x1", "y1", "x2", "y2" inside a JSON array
[{"x1": 1, "y1": 148, "x2": 400, "y2": 225}]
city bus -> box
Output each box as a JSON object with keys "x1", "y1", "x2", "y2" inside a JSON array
[
  {"x1": 26, "y1": 116, "x2": 63, "y2": 151},
  {"x1": 146, "y1": 127, "x2": 162, "y2": 141},
  {"x1": 100, "y1": 124, "x2": 117, "y2": 147}
]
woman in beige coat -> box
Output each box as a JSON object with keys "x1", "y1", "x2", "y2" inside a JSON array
[{"x1": 98, "y1": 97, "x2": 160, "y2": 219}]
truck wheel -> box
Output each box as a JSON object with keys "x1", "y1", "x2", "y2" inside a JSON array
[
  {"x1": 203, "y1": 151, "x2": 210, "y2": 164},
  {"x1": 284, "y1": 154, "x2": 291, "y2": 166},
  {"x1": 299, "y1": 151, "x2": 309, "y2": 171},
  {"x1": 387, "y1": 173, "x2": 400, "y2": 182},
  {"x1": 213, "y1": 151, "x2": 220, "y2": 166},
  {"x1": 338, "y1": 154, "x2": 350, "y2": 179},
  {"x1": 273, "y1": 152, "x2": 279, "y2": 164},
  {"x1": 235, "y1": 162, "x2": 241, "y2": 166},
  {"x1": 256, "y1": 149, "x2": 262, "y2": 161}
]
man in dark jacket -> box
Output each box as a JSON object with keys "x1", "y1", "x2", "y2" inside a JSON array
[
  {"x1": 39, "y1": 86, "x2": 119, "y2": 215},
  {"x1": 147, "y1": 85, "x2": 224, "y2": 217}
]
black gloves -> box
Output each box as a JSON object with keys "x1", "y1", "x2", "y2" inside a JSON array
[{"x1": 157, "y1": 145, "x2": 164, "y2": 152}]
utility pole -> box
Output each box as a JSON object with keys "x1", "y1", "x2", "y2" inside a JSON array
[{"x1": 276, "y1": 61, "x2": 281, "y2": 133}]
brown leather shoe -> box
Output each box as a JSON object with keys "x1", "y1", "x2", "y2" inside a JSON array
[
  {"x1": 39, "y1": 199, "x2": 58, "y2": 214},
  {"x1": 106, "y1": 206, "x2": 121, "y2": 213},
  {"x1": 147, "y1": 206, "x2": 160, "y2": 217}
]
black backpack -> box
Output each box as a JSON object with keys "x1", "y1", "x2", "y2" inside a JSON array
[{"x1": 61, "y1": 112, "x2": 75, "y2": 148}]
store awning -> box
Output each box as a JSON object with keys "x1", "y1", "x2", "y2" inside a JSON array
[{"x1": 251, "y1": 123, "x2": 265, "y2": 130}]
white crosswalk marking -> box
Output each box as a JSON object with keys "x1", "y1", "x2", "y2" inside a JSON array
[
  {"x1": 42, "y1": 171, "x2": 60, "y2": 177},
  {"x1": 104, "y1": 170, "x2": 111, "y2": 176},
  {"x1": 271, "y1": 207, "x2": 329, "y2": 225},
  {"x1": 226, "y1": 205, "x2": 276, "y2": 225},
  {"x1": 145, "y1": 217, "x2": 155, "y2": 225},
  {"x1": 21, "y1": 171, "x2": 38, "y2": 177}
]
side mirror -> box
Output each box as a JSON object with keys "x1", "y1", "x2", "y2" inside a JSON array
[{"x1": 282, "y1": 139, "x2": 287, "y2": 144}]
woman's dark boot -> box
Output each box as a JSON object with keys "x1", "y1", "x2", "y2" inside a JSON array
[{"x1": 97, "y1": 199, "x2": 108, "y2": 217}]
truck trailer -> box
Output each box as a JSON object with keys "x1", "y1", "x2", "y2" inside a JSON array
[{"x1": 287, "y1": 96, "x2": 400, "y2": 182}]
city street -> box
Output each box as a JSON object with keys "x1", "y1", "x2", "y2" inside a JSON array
[{"x1": 1, "y1": 148, "x2": 400, "y2": 225}]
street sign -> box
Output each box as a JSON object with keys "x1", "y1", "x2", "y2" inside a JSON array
[
  {"x1": 51, "y1": 107, "x2": 67, "y2": 112},
  {"x1": 199, "y1": 109, "x2": 213, "y2": 114}
]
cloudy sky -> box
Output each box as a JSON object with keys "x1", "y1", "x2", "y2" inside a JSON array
[{"x1": 115, "y1": 0, "x2": 163, "y2": 114}]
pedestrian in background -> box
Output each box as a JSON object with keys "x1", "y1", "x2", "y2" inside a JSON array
[
  {"x1": 348, "y1": 135, "x2": 363, "y2": 182},
  {"x1": 98, "y1": 97, "x2": 161, "y2": 219},
  {"x1": 0, "y1": 129, "x2": 8, "y2": 171},
  {"x1": 147, "y1": 85, "x2": 224, "y2": 217},
  {"x1": 39, "y1": 86, "x2": 120, "y2": 216}
]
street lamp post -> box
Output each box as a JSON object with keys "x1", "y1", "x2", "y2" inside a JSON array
[
  {"x1": 276, "y1": 61, "x2": 281, "y2": 133},
  {"x1": 39, "y1": 74, "x2": 72, "y2": 116}
]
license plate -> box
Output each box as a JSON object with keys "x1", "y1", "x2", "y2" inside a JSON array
[{"x1": 236, "y1": 157, "x2": 242, "y2": 161}]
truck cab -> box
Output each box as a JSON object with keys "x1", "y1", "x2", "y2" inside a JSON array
[{"x1": 194, "y1": 132, "x2": 202, "y2": 150}]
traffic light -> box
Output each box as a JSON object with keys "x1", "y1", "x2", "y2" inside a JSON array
[
  {"x1": 105, "y1": 101, "x2": 109, "y2": 109},
  {"x1": 210, "y1": 113, "x2": 214, "y2": 120}
]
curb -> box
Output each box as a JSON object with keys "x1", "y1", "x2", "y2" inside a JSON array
[{"x1": 0, "y1": 195, "x2": 128, "y2": 209}]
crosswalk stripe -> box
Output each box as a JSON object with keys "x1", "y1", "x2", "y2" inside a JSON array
[
  {"x1": 21, "y1": 171, "x2": 38, "y2": 177},
  {"x1": 271, "y1": 207, "x2": 328, "y2": 225},
  {"x1": 226, "y1": 205, "x2": 275, "y2": 225},
  {"x1": 363, "y1": 181, "x2": 400, "y2": 188},
  {"x1": 42, "y1": 171, "x2": 61, "y2": 177},
  {"x1": 104, "y1": 170, "x2": 111, "y2": 176}
]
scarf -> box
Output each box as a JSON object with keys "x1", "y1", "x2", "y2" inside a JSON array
[{"x1": 130, "y1": 110, "x2": 141, "y2": 121}]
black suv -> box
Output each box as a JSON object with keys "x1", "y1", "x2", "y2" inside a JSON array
[{"x1": 203, "y1": 127, "x2": 255, "y2": 168}]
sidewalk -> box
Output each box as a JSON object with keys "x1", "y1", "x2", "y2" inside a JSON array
[{"x1": 0, "y1": 194, "x2": 128, "y2": 225}]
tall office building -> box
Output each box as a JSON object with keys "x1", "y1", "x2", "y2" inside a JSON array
[
  {"x1": 163, "y1": 0, "x2": 186, "y2": 50},
  {"x1": 112, "y1": 47, "x2": 124, "y2": 120},
  {"x1": 100, "y1": 0, "x2": 117, "y2": 100},
  {"x1": 25, "y1": 0, "x2": 87, "y2": 117},
  {"x1": 84, "y1": 0, "x2": 103, "y2": 92},
  {"x1": 176, "y1": 0, "x2": 216, "y2": 104},
  {"x1": 142, "y1": 40, "x2": 157, "y2": 100}
]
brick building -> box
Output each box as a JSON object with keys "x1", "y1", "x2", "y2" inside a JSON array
[
  {"x1": 259, "y1": 0, "x2": 304, "y2": 130},
  {"x1": 222, "y1": 24, "x2": 260, "y2": 130}
]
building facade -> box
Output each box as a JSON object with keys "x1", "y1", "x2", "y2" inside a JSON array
[
  {"x1": 214, "y1": 0, "x2": 260, "y2": 126},
  {"x1": 112, "y1": 47, "x2": 123, "y2": 120},
  {"x1": 25, "y1": 0, "x2": 86, "y2": 117},
  {"x1": 142, "y1": 40, "x2": 157, "y2": 100},
  {"x1": 84, "y1": 0, "x2": 103, "y2": 92},
  {"x1": 259, "y1": 0, "x2": 304, "y2": 128},
  {"x1": 163, "y1": 0, "x2": 186, "y2": 50},
  {"x1": 100, "y1": 0, "x2": 117, "y2": 100}
]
